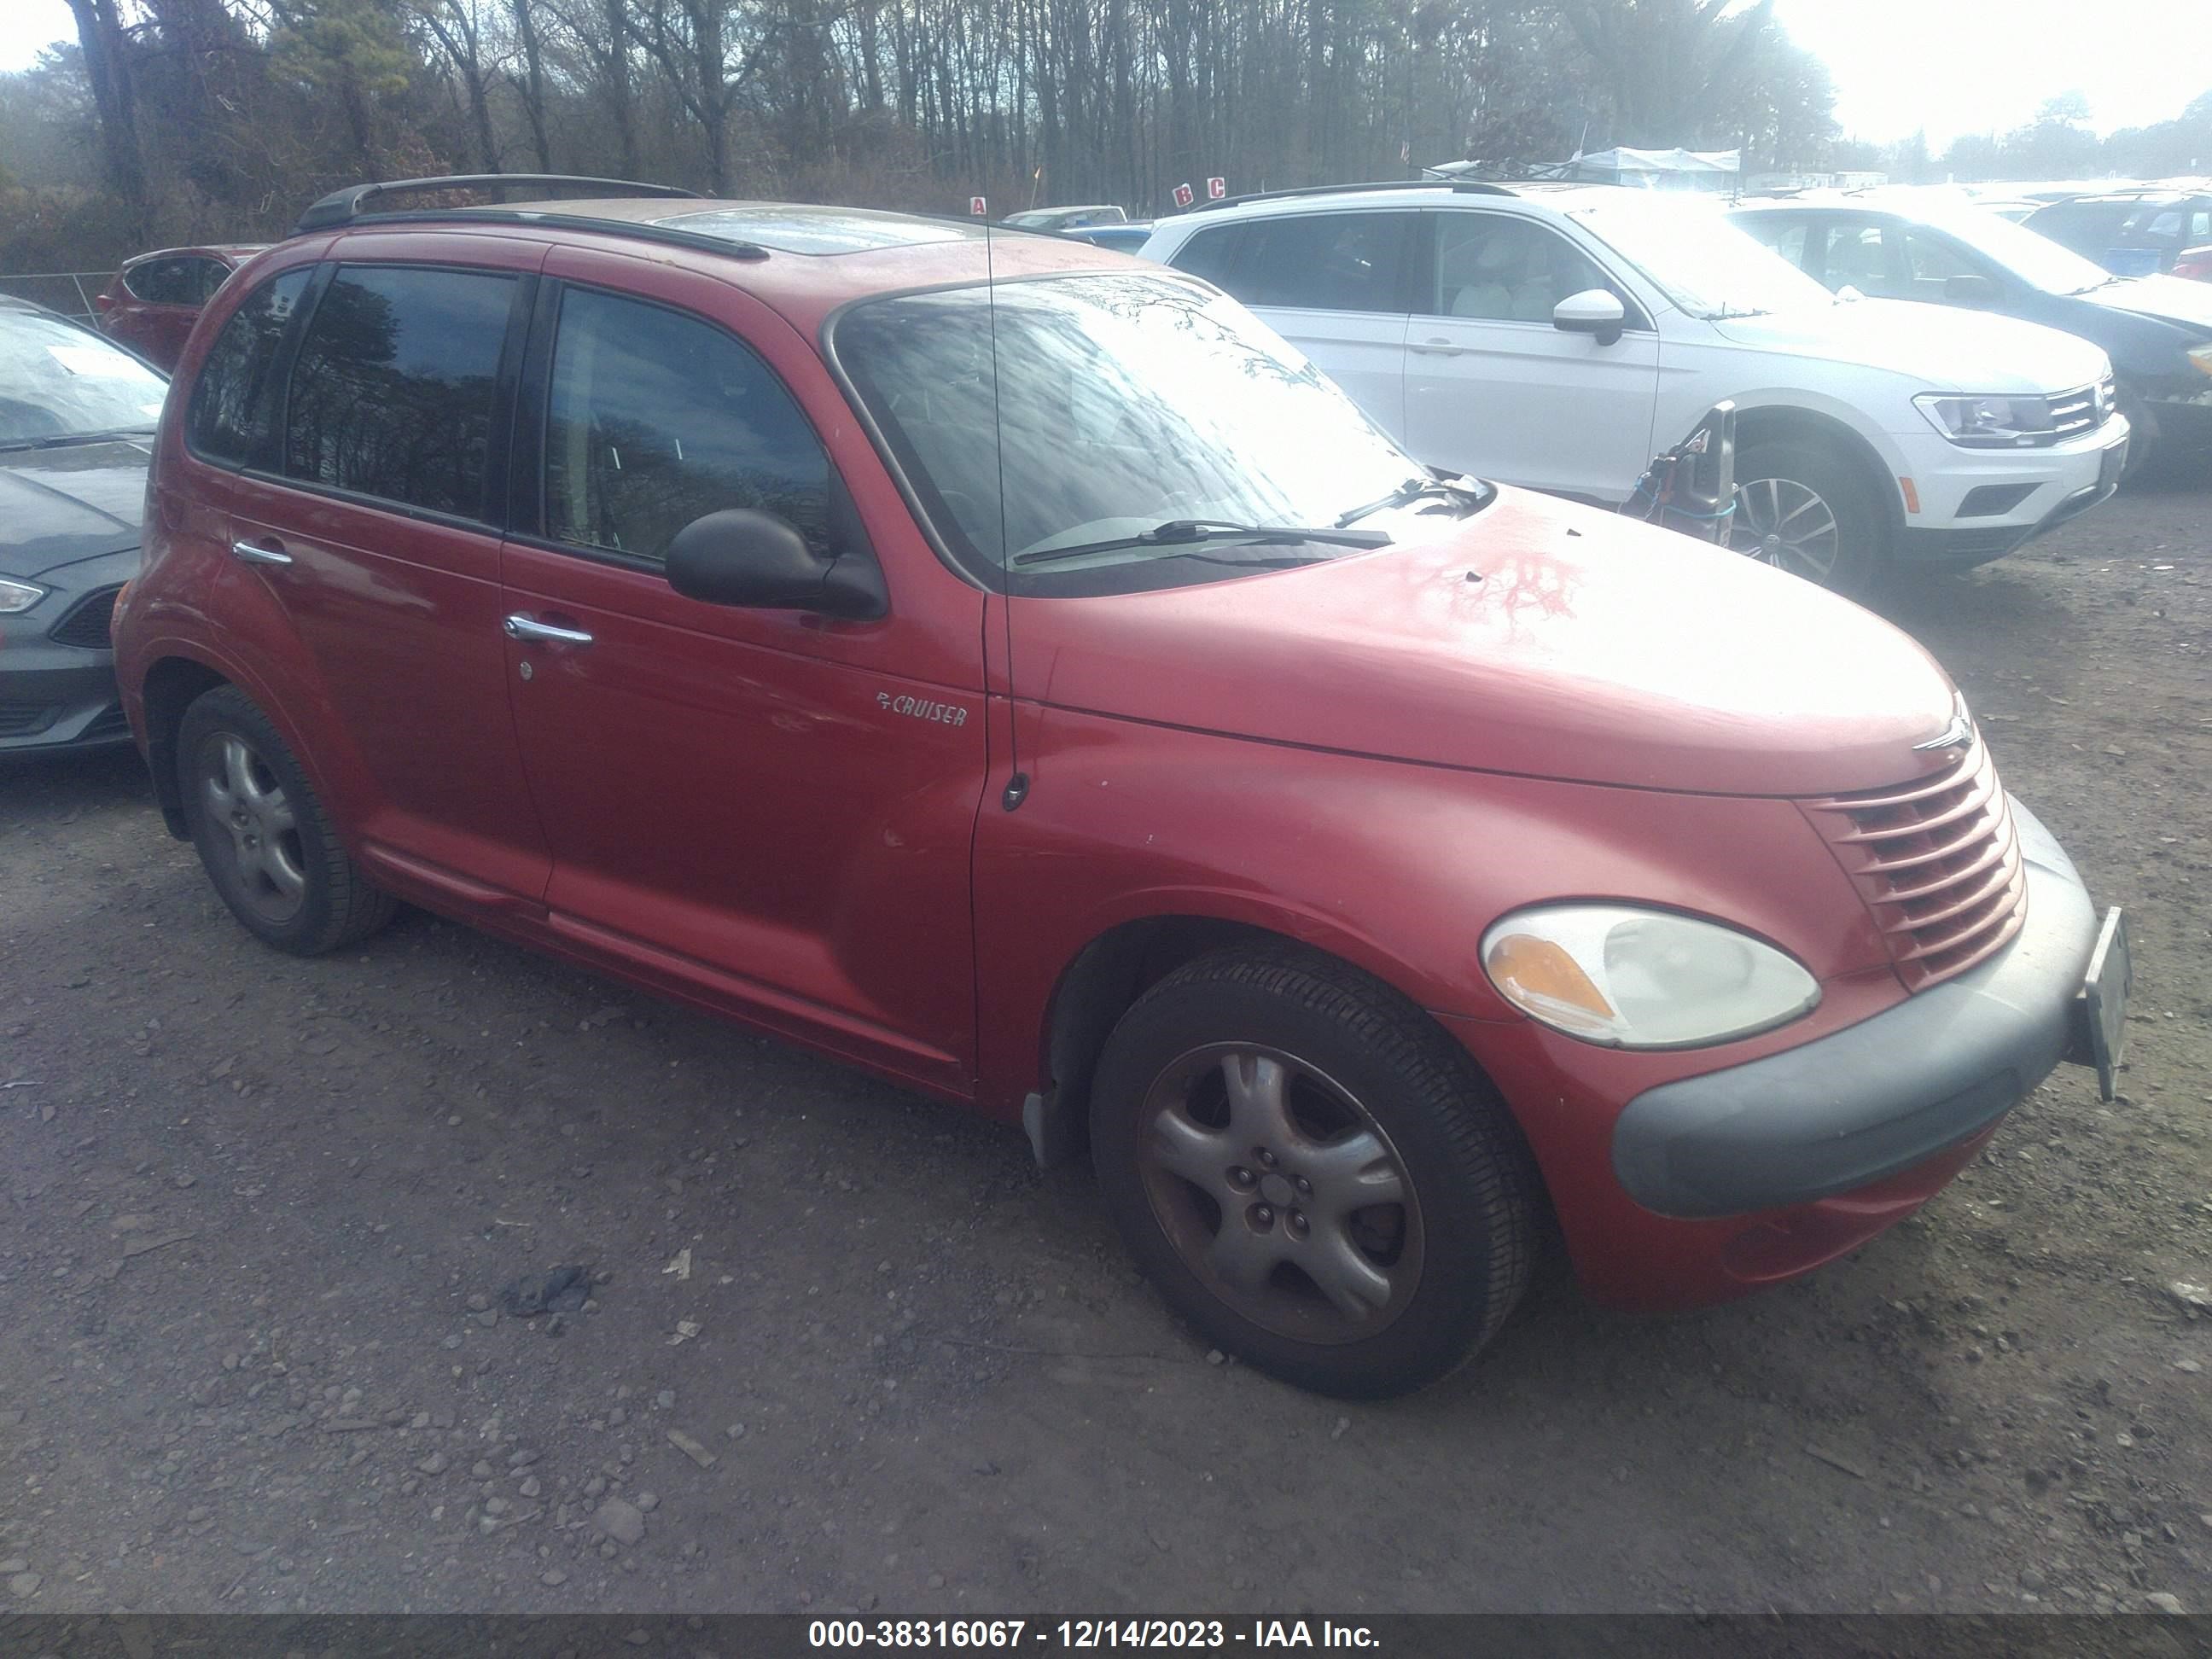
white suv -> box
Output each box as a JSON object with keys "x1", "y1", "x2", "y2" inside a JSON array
[{"x1": 1142, "y1": 181, "x2": 2132, "y2": 590}]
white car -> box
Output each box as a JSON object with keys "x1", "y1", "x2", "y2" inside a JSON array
[{"x1": 1141, "y1": 182, "x2": 2132, "y2": 590}]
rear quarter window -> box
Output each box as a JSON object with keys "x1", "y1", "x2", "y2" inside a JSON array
[{"x1": 185, "y1": 267, "x2": 312, "y2": 468}]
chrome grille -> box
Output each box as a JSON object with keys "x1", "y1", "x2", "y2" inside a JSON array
[
  {"x1": 2048, "y1": 375, "x2": 2114, "y2": 441},
  {"x1": 1799, "y1": 732, "x2": 2026, "y2": 991}
]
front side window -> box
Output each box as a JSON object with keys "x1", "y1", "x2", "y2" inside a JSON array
[
  {"x1": 543, "y1": 288, "x2": 830, "y2": 563},
  {"x1": 1825, "y1": 223, "x2": 1896, "y2": 294},
  {"x1": 1572, "y1": 199, "x2": 1835, "y2": 317},
  {"x1": 186, "y1": 267, "x2": 310, "y2": 466},
  {"x1": 1429, "y1": 213, "x2": 1612, "y2": 321},
  {"x1": 1199, "y1": 212, "x2": 1412, "y2": 315},
  {"x1": 835, "y1": 273, "x2": 1461, "y2": 595},
  {"x1": 282, "y1": 265, "x2": 515, "y2": 518}
]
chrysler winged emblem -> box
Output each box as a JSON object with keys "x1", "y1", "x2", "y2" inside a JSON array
[{"x1": 1912, "y1": 693, "x2": 1975, "y2": 753}]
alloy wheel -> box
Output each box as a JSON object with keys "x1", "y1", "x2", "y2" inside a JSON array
[
  {"x1": 1133, "y1": 1043, "x2": 1423, "y2": 1345},
  {"x1": 1730, "y1": 474, "x2": 1842, "y2": 584},
  {"x1": 198, "y1": 732, "x2": 307, "y2": 923}
]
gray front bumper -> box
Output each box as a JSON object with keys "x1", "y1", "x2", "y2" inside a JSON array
[{"x1": 1611, "y1": 800, "x2": 2098, "y2": 1220}]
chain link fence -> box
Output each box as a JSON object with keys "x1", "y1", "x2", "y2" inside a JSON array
[{"x1": 0, "y1": 271, "x2": 112, "y2": 321}]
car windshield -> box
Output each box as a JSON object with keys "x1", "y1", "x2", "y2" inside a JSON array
[
  {"x1": 1568, "y1": 198, "x2": 1837, "y2": 318},
  {"x1": 0, "y1": 307, "x2": 168, "y2": 446},
  {"x1": 1930, "y1": 207, "x2": 2116, "y2": 294},
  {"x1": 834, "y1": 272, "x2": 1465, "y2": 593}
]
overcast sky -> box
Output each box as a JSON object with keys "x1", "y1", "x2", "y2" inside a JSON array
[{"x1": 2, "y1": 0, "x2": 2207, "y2": 154}]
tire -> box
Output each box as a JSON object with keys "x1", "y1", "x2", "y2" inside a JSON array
[
  {"x1": 1089, "y1": 946, "x2": 1539, "y2": 1398},
  {"x1": 1728, "y1": 438, "x2": 1885, "y2": 593},
  {"x1": 177, "y1": 684, "x2": 394, "y2": 956}
]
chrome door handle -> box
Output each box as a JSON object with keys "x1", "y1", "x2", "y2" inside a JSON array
[
  {"x1": 504, "y1": 614, "x2": 594, "y2": 646},
  {"x1": 230, "y1": 539, "x2": 293, "y2": 566},
  {"x1": 1407, "y1": 338, "x2": 1469, "y2": 357}
]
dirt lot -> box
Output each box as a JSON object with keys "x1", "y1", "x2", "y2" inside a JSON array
[{"x1": 3, "y1": 465, "x2": 2209, "y2": 1619}]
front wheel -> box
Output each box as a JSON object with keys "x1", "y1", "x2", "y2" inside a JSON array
[
  {"x1": 1089, "y1": 948, "x2": 1538, "y2": 1398},
  {"x1": 1728, "y1": 439, "x2": 1885, "y2": 593}
]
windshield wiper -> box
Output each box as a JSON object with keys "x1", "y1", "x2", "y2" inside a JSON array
[
  {"x1": 1010, "y1": 518, "x2": 1388, "y2": 568},
  {"x1": 1335, "y1": 471, "x2": 1491, "y2": 527},
  {"x1": 0, "y1": 426, "x2": 157, "y2": 454}
]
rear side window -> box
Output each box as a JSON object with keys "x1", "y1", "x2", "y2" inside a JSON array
[
  {"x1": 1185, "y1": 212, "x2": 1412, "y2": 315},
  {"x1": 1168, "y1": 224, "x2": 1249, "y2": 287},
  {"x1": 542, "y1": 287, "x2": 829, "y2": 563},
  {"x1": 123, "y1": 258, "x2": 193, "y2": 306},
  {"x1": 282, "y1": 265, "x2": 516, "y2": 519},
  {"x1": 185, "y1": 267, "x2": 311, "y2": 468}
]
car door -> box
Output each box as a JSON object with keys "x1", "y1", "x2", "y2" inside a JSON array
[
  {"x1": 496, "y1": 258, "x2": 987, "y2": 1094},
  {"x1": 1400, "y1": 208, "x2": 1660, "y2": 499},
  {"x1": 1176, "y1": 210, "x2": 1415, "y2": 439},
  {"x1": 227, "y1": 256, "x2": 555, "y2": 906}
]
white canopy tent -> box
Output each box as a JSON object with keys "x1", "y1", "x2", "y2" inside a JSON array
[{"x1": 1425, "y1": 148, "x2": 1742, "y2": 190}]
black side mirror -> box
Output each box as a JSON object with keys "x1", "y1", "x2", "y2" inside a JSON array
[
  {"x1": 1945, "y1": 273, "x2": 2000, "y2": 304},
  {"x1": 665, "y1": 509, "x2": 888, "y2": 620}
]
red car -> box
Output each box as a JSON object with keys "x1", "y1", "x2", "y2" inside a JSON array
[
  {"x1": 111, "y1": 177, "x2": 2129, "y2": 1398},
  {"x1": 93, "y1": 244, "x2": 266, "y2": 370}
]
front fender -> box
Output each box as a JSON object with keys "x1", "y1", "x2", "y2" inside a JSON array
[{"x1": 970, "y1": 706, "x2": 1892, "y2": 1117}]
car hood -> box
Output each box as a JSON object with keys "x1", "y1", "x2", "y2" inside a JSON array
[
  {"x1": 1007, "y1": 490, "x2": 1958, "y2": 798},
  {"x1": 1710, "y1": 299, "x2": 2110, "y2": 393},
  {"x1": 2078, "y1": 273, "x2": 2212, "y2": 335},
  {"x1": 0, "y1": 438, "x2": 149, "y2": 579}
]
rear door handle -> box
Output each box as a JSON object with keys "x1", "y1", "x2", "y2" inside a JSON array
[
  {"x1": 1407, "y1": 338, "x2": 1469, "y2": 357},
  {"x1": 504, "y1": 614, "x2": 595, "y2": 646},
  {"x1": 230, "y1": 538, "x2": 293, "y2": 566}
]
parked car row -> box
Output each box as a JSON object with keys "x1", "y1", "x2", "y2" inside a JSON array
[
  {"x1": 1140, "y1": 179, "x2": 2139, "y2": 591},
  {"x1": 37, "y1": 174, "x2": 2121, "y2": 1400},
  {"x1": 3, "y1": 176, "x2": 2138, "y2": 1401},
  {"x1": 1732, "y1": 189, "x2": 2212, "y2": 470},
  {"x1": 2024, "y1": 183, "x2": 2212, "y2": 282}
]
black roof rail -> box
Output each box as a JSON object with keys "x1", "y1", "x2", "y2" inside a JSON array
[
  {"x1": 296, "y1": 174, "x2": 699, "y2": 234},
  {"x1": 1190, "y1": 178, "x2": 1513, "y2": 214}
]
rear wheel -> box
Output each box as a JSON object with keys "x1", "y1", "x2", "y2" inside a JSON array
[
  {"x1": 178, "y1": 684, "x2": 394, "y2": 956},
  {"x1": 1089, "y1": 947, "x2": 1538, "y2": 1398},
  {"x1": 1728, "y1": 438, "x2": 1884, "y2": 593}
]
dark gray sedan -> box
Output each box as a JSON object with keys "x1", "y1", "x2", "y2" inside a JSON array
[{"x1": 0, "y1": 298, "x2": 166, "y2": 754}]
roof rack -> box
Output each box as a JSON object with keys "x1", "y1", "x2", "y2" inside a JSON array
[
  {"x1": 296, "y1": 174, "x2": 699, "y2": 234},
  {"x1": 1190, "y1": 178, "x2": 1511, "y2": 214}
]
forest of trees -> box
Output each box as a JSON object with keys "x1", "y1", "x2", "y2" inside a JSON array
[
  {"x1": 0, "y1": 0, "x2": 1852, "y2": 269},
  {"x1": 1, "y1": 0, "x2": 2203, "y2": 276}
]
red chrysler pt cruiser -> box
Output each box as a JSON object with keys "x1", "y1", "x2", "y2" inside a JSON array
[{"x1": 111, "y1": 177, "x2": 2129, "y2": 1397}]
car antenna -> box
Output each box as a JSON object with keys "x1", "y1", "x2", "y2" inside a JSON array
[{"x1": 986, "y1": 212, "x2": 1027, "y2": 812}]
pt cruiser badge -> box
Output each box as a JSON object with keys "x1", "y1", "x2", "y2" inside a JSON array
[{"x1": 876, "y1": 690, "x2": 969, "y2": 727}]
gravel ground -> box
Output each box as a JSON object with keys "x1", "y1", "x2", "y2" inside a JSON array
[{"x1": 2, "y1": 463, "x2": 2208, "y2": 1617}]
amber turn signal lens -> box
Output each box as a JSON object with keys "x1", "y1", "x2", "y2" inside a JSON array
[{"x1": 1483, "y1": 933, "x2": 1616, "y2": 1027}]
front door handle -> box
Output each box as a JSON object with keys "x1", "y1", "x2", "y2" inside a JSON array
[
  {"x1": 230, "y1": 538, "x2": 293, "y2": 566},
  {"x1": 504, "y1": 614, "x2": 595, "y2": 646},
  {"x1": 1407, "y1": 337, "x2": 1469, "y2": 357}
]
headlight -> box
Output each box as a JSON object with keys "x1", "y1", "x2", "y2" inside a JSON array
[
  {"x1": 0, "y1": 578, "x2": 47, "y2": 614},
  {"x1": 1913, "y1": 392, "x2": 2059, "y2": 448},
  {"x1": 1480, "y1": 905, "x2": 1819, "y2": 1049},
  {"x1": 2188, "y1": 343, "x2": 2212, "y2": 378}
]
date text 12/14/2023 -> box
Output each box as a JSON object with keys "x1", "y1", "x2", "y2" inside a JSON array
[{"x1": 807, "y1": 1621, "x2": 1382, "y2": 1650}]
